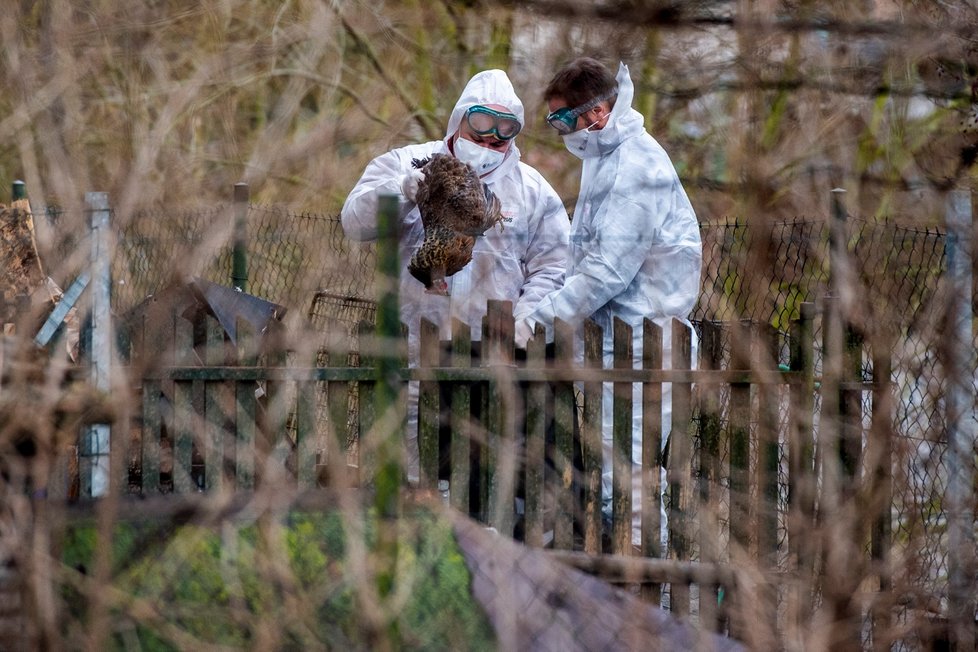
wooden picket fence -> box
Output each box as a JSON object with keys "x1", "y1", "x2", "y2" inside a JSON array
[
  {"x1": 89, "y1": 293, "x2": 860, "y2": 631},
  {"x1": 20, "y1": 195, "x2": 923, "y2": 644}
]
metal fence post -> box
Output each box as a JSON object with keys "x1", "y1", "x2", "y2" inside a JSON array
[
  {"x1": 81, "y1": 192, "x2": 112, "y2": 497},
  {"x1": 232, "y1": 182, "x2": 248, "y2": 292},
  {"x1": 373, "y1": 193, "x2": 403, "y2": 504},
  {"x1": 945, "y1": 188, "x2": 976, "y2": 650},
  {"x1": 372, "y1": 192, "x2": 403, "y2": 648}
]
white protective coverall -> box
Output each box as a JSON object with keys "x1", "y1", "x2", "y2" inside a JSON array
[
  {"x1": 522, "y1": 62, "x2": 702, "y2": 546},
  {"x1": 341, "y1": 70, "x2": 571, "y2": 482}
]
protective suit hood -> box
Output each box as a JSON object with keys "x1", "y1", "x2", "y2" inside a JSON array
[
  {"x1": 444, "y1": 69, "x2": 523, "y2": 180},
  {"x1": 586, "y1": 62, "x2": 645, "y2": 157}
]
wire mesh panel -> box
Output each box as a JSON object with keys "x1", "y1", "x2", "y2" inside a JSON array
[{"x1": 109, "y1": 204, "x2": 377, "y2": 314}]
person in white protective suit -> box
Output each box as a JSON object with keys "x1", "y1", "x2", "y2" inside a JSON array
[
  {"x1": 341, "y1": 70, "x2": 571, "y2": 484},
  {"x1": 516, "y1": 57, "x2": 702, "y2": 548}
]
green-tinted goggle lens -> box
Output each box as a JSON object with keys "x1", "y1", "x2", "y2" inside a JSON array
[
  {"x1": 465, "y1": 106, "x2": 522, "y2": 140},
  {"x1": 546, "y1": 107, "x2": 578, "y2": 134},
  {"x1": 546, "y1": 87, "x2": 619, "y2": 134}
]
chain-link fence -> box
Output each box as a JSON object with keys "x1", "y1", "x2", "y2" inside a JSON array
[
  {"x1": 102, "y1": 206, "x2": 950, "y2": 342},
  {"x1": 37, "y1": 199, "x2": 968, "y2": 641}
]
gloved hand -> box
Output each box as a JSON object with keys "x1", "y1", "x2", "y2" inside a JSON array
[
  {"x1": 400, "y1": 168, "x2": 426, "y2": 203},
  {"x1": 514, "y1": 318, "x2": 537, "y2": 349}
]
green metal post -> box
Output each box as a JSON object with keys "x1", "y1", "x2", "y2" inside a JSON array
[
  {"x1": 232, "y1": 182, "x2": 248, "y2": 292},
  {"x1": 372, "y1": 193, "x2": 402, "y2": 648}
]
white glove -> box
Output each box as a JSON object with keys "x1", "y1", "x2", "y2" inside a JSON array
[
  {"x1": 400, "y1": 168, "x2": 425, "y2": 202},
  {"x1": 514, "y1": 318, "x2": 536, "y2": 349}
]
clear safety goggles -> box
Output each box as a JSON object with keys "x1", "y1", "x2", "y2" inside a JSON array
[
  {"x1": 465, "y1": 105, "x2": 522, "y2": 140},
  {"x1": 546, "y1": 88, "x2": 618, "y2": 134}
]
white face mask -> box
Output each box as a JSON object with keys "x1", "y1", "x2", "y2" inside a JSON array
[
  {"x1": 454, "y1": 136, "x2": 506, "y2": 175},
  {"x1": 561, "y1": 120, "x2": 601, "y2": 160}
]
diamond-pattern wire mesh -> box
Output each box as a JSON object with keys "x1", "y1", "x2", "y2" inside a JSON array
[
  {"x1": 108, "y1": 204, "x2": 377, "y2": 314},
  {"x1": 688, "y1": 217, "x2": 953, "y2": 624},
  {"x1": 44, "y1": 203, "x2": 963, "y2": 630}
]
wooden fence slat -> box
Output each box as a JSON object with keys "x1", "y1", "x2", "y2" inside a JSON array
[
  {"x1": 326, "y1": 330, "x2": 352, "y2": 489},
  {"x1": 582, "y1": 320, "x2": 603, "y2": 555},
  {"x1": 418, "y1": 318, "x2": 440, "y2": 489},
  {"x1": 755, "y1": 323, "x2": 780, "y2": 642},
  {"x1": 697, "y1": 319, "x2": 722, "y2": 627},
  {"x1": 841, "y1": 324, "x2": 864, "y2": 490},
  {"x1": 667, "y1": 319, "x2": 693, "y2": 617},
  {"x1": 474, "y1": 315, "x2": 490, "y2": 523},
  {"x1": 295, "y1": 374, "x2": 316, "y2": 489},
  {"x1": 141, "y1": 379, "x2": 161, "y2": 493},
  {"x1": 524, "y1": 323, "x2": 547, "y2": 548},
  {"x1": 356, "y1": 320, "x2": 377, "y2": 483},
  {"x1": 640, "y1": 318, "x2": 664, "y2": 604},
  {"x1": 757, "y1": 324, "x2": 780, "y2": 563},
  {"x1": 263, "y1": 325, "x2": 290, "y2": 487},
  {"x1": 173, "y1": 314, "x2": 195, "y2": 493},
  {"x1": 788, "y1": 302, "x2": 816, "y2": 631},
  {"x1": 485, "y1": 300, "x2": 516, "y2": 537},
  {"x1": 204, "y1": 314, "x2": 225, "y2": 492},
  {"x1": 553, "y1": 317, "x2": 576, "y2": 550},
  {"x1": 724, "y1": 318, "x2": 752, "y2": 644},
  {"x1": 611, "y1": 317, "x2": 633, "y2": 556},
  {"x1": 869, "y1": 336, "x2": 895, "y2": 643},
  {"x1": 728, "y1": 320, "x2": 751, "y2": 552},
  {"x1": 235, "y1": 318, "x2": 256, "y2": 490},
  {"x1": 449, "y1": 318, "x2": 472, "y2": 513}
]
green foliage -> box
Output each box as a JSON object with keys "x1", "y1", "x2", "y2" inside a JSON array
[
  {"x1": 59, "y1": 507, "x2": 496, "y2": 651},
  {"x1": 398, "y1": 512, "x2": 496, "y2": 652}
]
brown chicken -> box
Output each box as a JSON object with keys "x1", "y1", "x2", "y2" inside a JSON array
[{"x1": 407, "y1": 154, "x2": 504, "y2": 295}]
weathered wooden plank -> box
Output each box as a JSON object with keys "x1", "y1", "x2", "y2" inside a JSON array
[
  {"x1": 235, "y1": 318, "x2": 256, "y2": 490},
  {"x1": 641, "y1": 319, "x2": 663, "y2": 562},
  {"x1": 582, "y1": 320, "x2": 603, "y2": 555},
  {"x1": 485, "y1": 300, "x2": 516, "y2": 537},
  {"x1": 668, "y1": 319, "x2": 693, "y2": 617},
  {"x1": 611, "y1": 317, "x2": 633, "y2": 556},
  {"x1": 262, "y1": 323, "x2": 290, "y2": 488},
  {"x1": 141, "y1": 378, "x2": 161, "y2": 493},
  {"x1": 787, "y1": 303, "x2": 816, "y2": 635},
  {"x1": 294, "y1": 373, "x2": 316, "y2": 489},
  {"x1": 728, "y1": 319, "x2": 751, "y2": 555},
  {"x1": 150, "y1": 364, "x2": 803, "y2": 384},
  {"x1": 326, "y1": 330, "x2": 352, "y2": 489},
  {"x1": 203, "y1": 314, "x2": 225, "y2": 492},
  {"x1": 840, "y1": 323, "x2": 864, "y2": 489},
  {"x1": 697, "y1": 319, "x2": 722, "y2": 626},
  {"x1": 452, "y1": 511, "x2": 746, "y2": 652},
  {"x1": 757, "y1": 324, "x2": 780, "y2": 563},
  {"x1": 553, "y1": 317, "x2": 575, "y2": 550},
  {"x1": 173, "y1": 314, "x2": 195, "y2": 493},
  {"x1": 546, "y1": 549, "x2": 739, "y2": 588},
  {"x1": 755, "y1": 324, "x2": 780, "y2": 642},
  {"x1": 418, "y1": 318, "x2": 440, "y2": 489},
  {"x1": 356, "y1": 320, "x2": 376, "y2": 483},
  {"x1": 869, "y1": 333, "x2": 895, "y2": 645},
  {"x1": 449, "y1": 318, "x2": 472, "y2": 514},
  {"x1": 523, "y1": 323, "x2": 547, "y2": 548}
]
